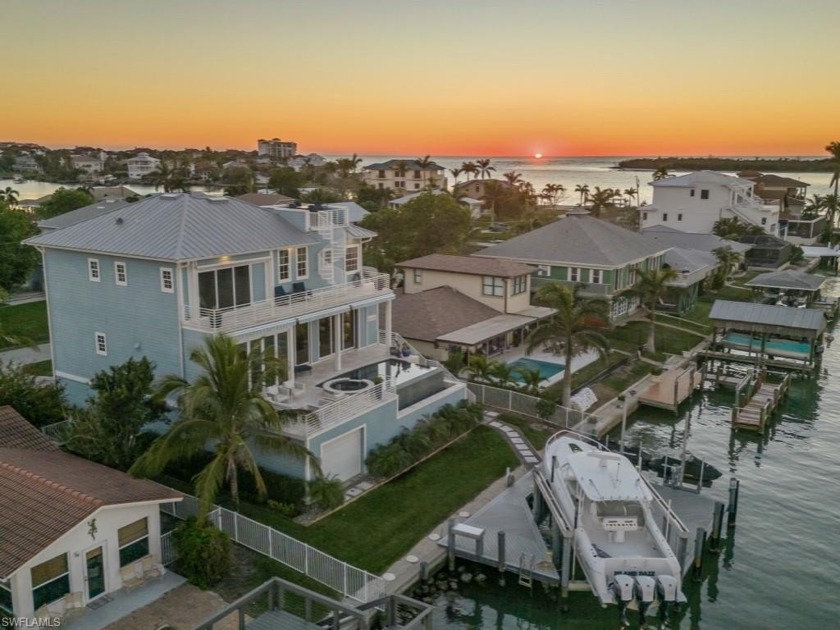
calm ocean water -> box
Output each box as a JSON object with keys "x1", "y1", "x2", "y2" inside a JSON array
[
  {"x1": 432, "y1": 279, "x2": 840, "y2": 628},
  {"x1": 4, "y1": 156, "x2": 836, "y2": 204}
]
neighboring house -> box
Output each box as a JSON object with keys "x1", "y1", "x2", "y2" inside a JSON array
[
  {"x1": 660, "y1": 248, "x2": 718, "y2": 314},
  {"x1": 737, "y1": 173, "x2": 821, "y2": 244},
  {"x1": 640, "y1": 171, "x2": 780, "y2": 236},
  {"x1": 126, "y1": 152, "x2": 161, "y2": 180},
  {"x1": 474, "y1": 212, "x2": 671, "y2": 321},
  {"x1": 738, "y1": 233, "x2": 793, "y2": 268},
  {"x1": 90, "y1": 185, "x2": 140, "y2": 202},
  {"x1": 363, "y1": 159, "x2": 447, "y2": 192},
  {"x1": 641, "y1": 225, "x2": 752, "y2": 256},
  {"x1": 389, "y1": 190, "x2": 482, "y2": 218},
  {"x1": 235, "y1": 192, "x2": 296, "y2": 207},
  {"x1": 70, "y1": 154, "x2": 103, "y2": 175},
  {"x1": 37, "y1": 199, "x2": 131, "y2": 232},
  {"x1": 0, "y1": 406, "x2": 181, "y2": 621},
  {"x1": 25, "y1": 193, "x2": 465, "y2": 482},
  {"x1": 453, "y1": 178, "x2": 509, "y2": 200},
  {"x1": 12, "y1": 155, "x2": 41, "y2": 173},
  {"x1": 394, "y1": 254, "x2": 553, "y2": 359},
  {"x1": 289, "y1": 153, "x2": 326, "y2": 170},
  {"x1": 258, "y1": 138, "x2": 298, "y2": 160}
]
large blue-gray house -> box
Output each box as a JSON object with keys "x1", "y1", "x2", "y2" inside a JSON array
[{"x1": 26, "y1": 193, "x2": 466, "y2": 481}]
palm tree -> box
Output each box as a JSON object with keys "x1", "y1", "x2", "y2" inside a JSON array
[
  {"x1": 826, "y1": 141, "x2": 840, "y2": 197},
  {"x1": 503, "y1": 171, "x2": 524, "y2": 187},
  {"x1": 540, "y1": 183, "x2": 565, "y2": 207},
  {"x1": 461, "y1": 161, "x2": 478, "y2": 181},
  {"x1": 476, "y1": 159, "x2": 496, "y2": 180},
  {"x1": 574, "y1": 184, "x2": 590, "y2": 205},
  {"x1": 465, "y1": 355, "x2": 493, "y2": 383},
  {"x1": 130, "y1": 335, "x2": 314, "y2": 517},
  {"x1": 488, "y1": 361, "x2": 515, "y2": 386},
  {"x1": 525, "y1": 284, "x2": 610, "y2": 407},
  {"x1": 623, "y1": 187, "x2": 639, "y2": 206},
  {"x1": 713, "y1": 217, "x2": 749, "y2": 240},
  {"x1": 415, "y1": 155, "x2": 435, "y2": 189},
  {"x1": 480, "y1": 180, "x2": 508, "y2": 219},
  {"x1": 449, "y1": 167, "x2": 463, "y2": 188},
  {"x1": 712, "y1": 245, "x2": 742, "y2": 288},
  {"x1": 636, "y1": 267, "x2": 679, "y2": 354},
  {"x1": 588, "y1": 187, "x2": 617, "y2": 217},
  {"x1": 515, "y1": 366, "x2": 543, "y2": 395},
  {"x1": 2, "y1": 187, "x2": 19, "y2": 206},
  {"x1": 652, "y1": 166, "x2": 672, "y2": 181}
]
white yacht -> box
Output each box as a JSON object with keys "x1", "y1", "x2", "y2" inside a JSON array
[{"x1": 543, "y1": 432, "x2": 686, "y2": 615}]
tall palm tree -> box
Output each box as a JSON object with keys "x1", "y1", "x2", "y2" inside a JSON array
[
  {"x1": 541, "y1": 183, "x2": 565, "y2": 206},
  {"x1": 574, "y1": 184, "x2": 590, "y2": 205},
  {"x1": 2, "y1": 187, "x2": 19, "y2": 205},
  {"x1": 525, "y1": 284, "x2": 610, "y2": 407},
  {"x1": 826, "y1": 141, "x2": 840, "y2": 197},
  {"x1": 449, "y1": 167, "x2": 463, "y2": 188},
  {"x1": 130, "y1": 335, "x2": 314, "y2": 517},
  {"x1": 480, "y1": 180, "x2": 507, "y2": 220},
  {"x1": 636, "y1": 267, "x2": 680, "y2": 354},
  {"x1": 461, "y1": 161, "x2": 478, "y2": 181},
  {"x1": 476, "y1": 158, "x2": 496, "y2": 180},
  {"x1": 623, "y1": 187, "x2": 639, "y2": 206},
  {"x1": 415, "y1": 155, "x2": 435, "y2": 189},
  {"x1": 652, "y1": 166, "x2": 672, "y2": 181},
  {"x1": 712, "y1": 245, "x2": 742, "y2": 287}
]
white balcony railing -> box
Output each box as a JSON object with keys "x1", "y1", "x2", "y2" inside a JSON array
[
  {"x1": 283, "y1": 378, "x2": 398, "y2": 438},
  {"x1": 183, "y1": 273, "x2": 391, "y2": 333}
]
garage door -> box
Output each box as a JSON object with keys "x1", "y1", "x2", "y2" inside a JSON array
[{"x1": 320, "y1": 427, "x2": 364, "y2": 481}]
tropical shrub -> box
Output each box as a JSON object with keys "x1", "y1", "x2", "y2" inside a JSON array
[
  {"x1": 172, "y1": 517, "x2": 232, "y2": 588},
  {"x1": 0, "y1": 359, "x2": 66, "y2": 426},
  {"x1": 308, "y1": 475, "x2": 345, "y2": 511},
  {"x1": 365, "y1": 401, "x2": 482, "y2": 478}
]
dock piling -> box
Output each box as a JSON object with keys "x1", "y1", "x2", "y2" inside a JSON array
[
  {"x1": 497, "y1": 531, "x2": 506, "y2": 585},
  {"x1": 710, "y1": 501, "x2": 725, "y2": 551},
  {"x1": 560, "y1": 535, "x2": 572, "y2": 613},
  {"x1": 727, "y1": 478, "x2": 740, "y2": 527},
  {"x1": 420, "y1": 561, "x2": 429, "y2": 582},
  {"x1": 693, "y1": 527, "x2": 707, "y2": 580},
  {"x1": 447, "y1": 518, "x2": 455, "y2": 571},
  {"x1": 676, "y1": 532, "x2": 689, "y2": 574}
]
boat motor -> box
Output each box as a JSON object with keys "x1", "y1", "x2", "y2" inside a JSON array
[
  {"x1": 613, "y1": 574, "x2": 635, "y2": 626},
  {"x1": 656, "y1": 574, "x2": 679, "y2": 621},
  {"x1": 634, "y1": 576, "x2": 656, "y2": 623}
]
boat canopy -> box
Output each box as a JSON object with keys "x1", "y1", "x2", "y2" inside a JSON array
[{"x1": 567, "y1": 451, "x2": 652, "y2": 502}]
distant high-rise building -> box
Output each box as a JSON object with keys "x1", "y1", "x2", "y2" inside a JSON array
[{"x1": 257, "y1": 138, "x2": 298, "y2": 160}]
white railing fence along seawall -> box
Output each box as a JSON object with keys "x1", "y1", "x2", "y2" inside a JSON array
[
  {"x1": 467, "y1": 382, "x2": 593, "y2": 430},
  {"x1": 161, "y1": 493, "x2": 386, "y2": 603}
]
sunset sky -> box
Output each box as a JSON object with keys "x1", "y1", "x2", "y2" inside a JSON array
[{"x1": 4, "y1": 0, "x2": 838, "y2": 156}]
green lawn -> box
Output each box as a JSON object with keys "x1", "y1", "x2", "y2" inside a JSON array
[
  {"x1": 605, "y1": 321, "x2": 703, "y2": 357},
  {"x1": 601, "y1": 361, "x2": 653, "y2": 393},
  {"x1": 0, "y1": 301, "x2": 49, "y2": 349},
  {"x1": 223, "y1": 426, "x2": 517, "y2": 574},
  {"x1": 684, "y1": 300, "x2": 714, "y2": 326},
  {"x1": 22, "y1": 360, "x2": 52, "y2": 377}
]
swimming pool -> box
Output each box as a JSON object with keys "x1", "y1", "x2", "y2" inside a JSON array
[
  {"x1": 507, "y1": 357, "x2": 565, "y2": 382},
  {"x1": 723, "y1": 332, "x2": 811, "y2": 358}
]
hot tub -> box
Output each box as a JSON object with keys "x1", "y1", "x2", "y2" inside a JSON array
[{"x1": 322, "y1": 378, "x2": 374, "y2": 395}]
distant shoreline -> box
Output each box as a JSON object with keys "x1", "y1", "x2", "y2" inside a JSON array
[{"x1": 616, "y1": 157, "x2": 835, "y2": 173}]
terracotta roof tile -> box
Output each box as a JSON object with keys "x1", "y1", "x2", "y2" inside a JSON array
[{"x1": 0, "y1": 406, "x2": 60, "y2": 451}]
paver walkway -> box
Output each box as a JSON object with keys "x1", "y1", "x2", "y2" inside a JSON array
[{"x1": 483, "y1": 410, "x2": 542, "y2": 466}]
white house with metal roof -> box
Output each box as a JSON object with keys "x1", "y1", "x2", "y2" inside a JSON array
[
  {"x1": 474, "y1": 213, "x2": 671, "y2": 321},
  {"x1": 126, "y1": 152, "x2": 161, "y2": 180},
  {"x1": 640, "y1": 171, "x2": 780, "y2": 235},
  {"x1": 25, "y1": 193, "x2": 466, "y2": 482}
]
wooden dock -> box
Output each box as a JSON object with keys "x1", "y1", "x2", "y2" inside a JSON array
[
  {"x1": 639, "y1": 365, "x2": 703, "y2": 412},
  {"x1": 731, "y1": 372, "x2": 791, "y2": 433},
  {"x1": 698, "y1": 349, "x2": 814, "y2": 373}
]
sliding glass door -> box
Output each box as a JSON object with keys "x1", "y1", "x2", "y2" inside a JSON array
[{"x1": 198, "y1": 265, "x2": 252, "y2": 310}]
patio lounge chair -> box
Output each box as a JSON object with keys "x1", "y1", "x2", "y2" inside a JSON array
[{"x1": 274, "y1": 285, "x2": 287, "y2": 298}]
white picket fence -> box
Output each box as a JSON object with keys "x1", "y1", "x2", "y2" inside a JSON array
[
  {"x1": 161, "y1": 493, "x2": 386, "y2": 603},
  {"x1": 467, "y1": 382, "x2": 593, "y2": 429}
]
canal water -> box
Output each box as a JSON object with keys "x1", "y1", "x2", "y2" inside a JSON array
[{"x1": 433, "y1": 279, "x2": 840, "y2": 628}]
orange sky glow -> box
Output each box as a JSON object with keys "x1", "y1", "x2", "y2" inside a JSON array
[{"x1": 3, "y1": 0, "x2": 839, "y2": 157}]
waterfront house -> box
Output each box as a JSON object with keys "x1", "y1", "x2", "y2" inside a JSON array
[
  {"x1": 70, "y1": 154, "x2": 104, "y2": 176},
  {"x1": 0, "y1": 406, "x2": 180, "y2": 621},
  {"x1": 257, "y1": 138, "x2": 298, "y2": 160},
  {"x1": 25, "y1": 193, "x2": 465, "y2": 482},
  {"x1": 640, "y1": 171, "x2": 780, "y2": 235},
  {"x1": 473, "y1": 212, "x2": 671, "y2": 321},
  {"x1": 126, "y1": 152, "x2": 161, "y2": 180},
  {"x1": 363, "y1": 159, "x2": 447, "y2": 192},
  {"x1": 394, "y1": 254, "x2": 554, "y2": 360}
]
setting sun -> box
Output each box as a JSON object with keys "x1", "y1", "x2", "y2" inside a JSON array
[{"x1": 534, "y1": 153, "x2": 543, "y2": 159}]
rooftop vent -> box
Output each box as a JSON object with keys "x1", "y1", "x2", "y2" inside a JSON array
[
  {"x1": 208, "y1": 197, "x2": 228, "y2": 203},
  {"x1": 115, "y1": 217, "x2": 124, "y2": 225}
]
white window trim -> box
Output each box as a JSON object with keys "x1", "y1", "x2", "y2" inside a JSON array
[
  {"x1": 95, "y1": 332, "x2": 107, "y2": 356},
  {"x1": 296, "y1": 247, "x2": 309, "y2": 280},
  {"x1": 537, "y1": 265, "x2": 550, "y2": 277},
  {"x1": 569, "y1": 267, "x2": 580, "y2": 282},
  {"x1": 345, "y1": 245, "x2": 360, "y2": 273},
  {"x1": 414, "y1": 269, "x2": 422, "y2": 284},
  {"x1": 160, "y1": 267, "x2": 174, "y2": 293},
  {"x1": 88, "y1": 258, "x2": 101, "y2": 282},
  {"x1": 278, "y1": 249, "x2": 291, "y2": 282},
  {"x1": 114, "y1": 261, "x2": 128, "y2": 286},
  {"x1": 592, "y1": 269, "x2": 602, "y2": 284}
]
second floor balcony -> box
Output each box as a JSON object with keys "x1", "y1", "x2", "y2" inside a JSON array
[{"x1": 183, "y1": 272, "x2": 391, "y2": 333}]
